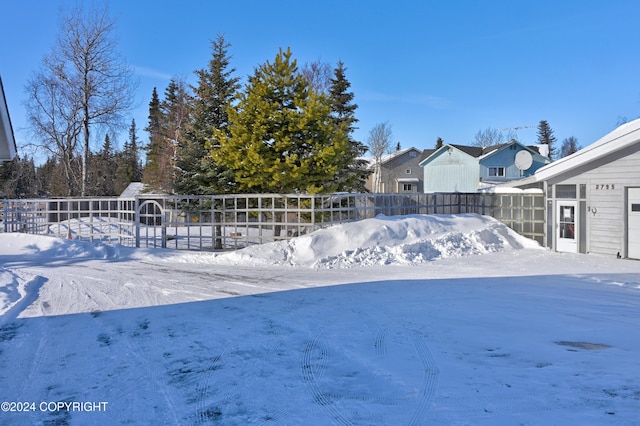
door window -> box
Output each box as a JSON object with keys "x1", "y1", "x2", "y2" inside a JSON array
[{"x1": 559, "y1": 205, "x2": 575, "y2": 239}]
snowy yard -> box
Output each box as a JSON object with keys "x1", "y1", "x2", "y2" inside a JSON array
[{"x1": 1, "y1": 214, "x2": 639, "y2": 425}]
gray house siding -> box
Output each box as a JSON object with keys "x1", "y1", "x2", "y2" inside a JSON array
[
  {"x1": 366, "y1": 148, "x2": 423, "y2": 193},
  {"x1": 544, "y1": 143, "x2": 640, "y2": 257}
]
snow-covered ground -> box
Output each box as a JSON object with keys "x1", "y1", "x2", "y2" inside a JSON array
[{"x1": 1, "y1": 213, "x2": 639, "y2": 425}]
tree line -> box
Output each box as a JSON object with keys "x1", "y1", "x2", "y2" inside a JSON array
[
  {"x1": 0, "y1": 5, "x2": 592, "y2": 199},
  {"x1": 0, "y1": 5, "x2": 368, "y2": 199},
  {"x1": 466, "y1": 120, "x2": 580, "y2": 160}
]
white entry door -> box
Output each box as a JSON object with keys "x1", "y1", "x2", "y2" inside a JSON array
[
  {"x1": 627, "y1": 188, "x2": 640, "y2": 259},
  {"x1": 557, "y1": 201, "x2": 578, "y2": 253}
]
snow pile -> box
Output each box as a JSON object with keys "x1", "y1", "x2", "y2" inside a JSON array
[
  {"x1": 212, "y1": 213, "x2": 541, "y2": 268},
  {"x1": 2, "y1": 214, "x2": 640, "y2": 424},
  {"x1": 0, "y1": 232, "x2": 127, "y2": 261},
  {"x1": 0, "y1": 214, "x2": 541, "y2": 269}
]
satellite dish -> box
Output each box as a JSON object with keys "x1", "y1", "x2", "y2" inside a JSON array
[{"x1": 515, "y1": 150, "x2": 533, "y2": 171}]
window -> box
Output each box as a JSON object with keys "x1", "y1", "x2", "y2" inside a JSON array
[
  {"x1": 488, "y1": 167, "x2": 505, "y2": 177},
  {"x1": 406, "y1": 168, "x2": 412, "y2": 174},
  {"x1": 409, "y1": 151, "x2": 417, "y2": 157},
  {"x1": 403, "y1": 183, "x2": 413, "y2": 191},
  {"x1": 556, "y1": 184, "x2": 577, "y2": 199}
]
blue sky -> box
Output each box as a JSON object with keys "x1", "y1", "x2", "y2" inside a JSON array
[{"x1": 1, "y1": 0, "x2": 639, "y2": 158}]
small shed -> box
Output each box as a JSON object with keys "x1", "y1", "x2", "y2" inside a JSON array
[
  {"x1": 0, "y1": 76, "x2": 17, "y2": 161},
  {"x1": 534, "y1": 118, "x2": 640, "y2": 258}
]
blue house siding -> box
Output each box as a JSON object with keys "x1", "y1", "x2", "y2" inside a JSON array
[
  {"x1": 479, "y1": 144, "x2": 549, "y2": 183},
  {"x1": 420, "y1": 142, "x2": 550, "y2": 192},
  {"x1": 421, "y1": 147, "x2": 479, "y2": 192}
]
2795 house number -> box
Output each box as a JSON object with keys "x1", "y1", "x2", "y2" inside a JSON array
[{"x1": 594, "y1": 184, "x2": 615, "y2": 190}]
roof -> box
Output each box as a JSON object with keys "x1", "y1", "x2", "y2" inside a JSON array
[
  {"x1": 452, "y1": 144, "x2": 484, "y2": 157},
  {"x1": 418, "y1": 149, "x2": 435, "y2": 163},
  {"x1": 535, "y1": 118, "x2": 640, "y2": 181},
  {"x1": 0, "y1": 76, "x2": 17, "y2": 161},
  {"x1": 364, "y1": 147, "x2": 423, "y2": 168},
  {"x1": 478, "y1": 141, "x2": 548, "y2": 161},
  {"x1": 119, "y1": 182, "x2": 146, "y2": 198}
]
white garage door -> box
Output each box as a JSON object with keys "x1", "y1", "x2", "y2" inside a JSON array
[{"x1": 628, "y1": 188, "x2": 640, "y2": 259}]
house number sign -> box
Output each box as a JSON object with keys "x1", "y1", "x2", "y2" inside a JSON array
[{"x1": 594, "y1": 184, "x2": 615, "y2": 190}]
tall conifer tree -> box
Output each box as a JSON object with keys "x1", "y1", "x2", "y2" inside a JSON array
[
  {"x1": 91, "y1": 134, "x2": 116, "y2": 195},
  {"x1": 143, "y1": 87, "x2": 164, "y2": 190},
  {"x1": 116, "y1": 119, "x2": 143, "y2": 193},
  {"x1": 328, "y1": 61, "x2": 369, "y2": 192},
  {"x1": 536, "y1": 120, "x2": 557, "y2": 160},
  {"x1": 210, "y1": 48, "x2": 350, "y2": 194},
  {"x1": 175, "y1": 34, "x2": 240, "y2": 195}
]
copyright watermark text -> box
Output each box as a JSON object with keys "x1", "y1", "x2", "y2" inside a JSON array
[{"x1": 2, "y1": 401, "x2": 108, "y2": 413}]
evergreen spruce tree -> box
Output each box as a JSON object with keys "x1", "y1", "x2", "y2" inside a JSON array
[
  {"x1": 536, "y1": 120, "x2": 557, "y2": 160},
  {"x1": 0, "y1": 156, "x2": 38, "y2": 198},
  {"x1": 37, "y1": 156, "x2": 69, "y2": 196},
  {"x1": 327, "y1": 61, "x2": 369, "y2": 192},
  {"x1": 142, "y1": 81, "x2": 191, "y2": 193},
  {"x1": 143, "y1": 87, "x2": 164, "y2": 190},
  {"x1": 116, "y1": 119, "x2": 143, "y2": 194},
  {"x1": 210, "y1": 48, "x2": 350, "y2": 195},
  {"x1": 90, "y1": 134, "x2": 116, "y2": 196},
  {"x1": 175, "y1": 34, "x2": 240, "y2": 195},
  {"x1": 160, "y1": 78, "x2": 192, "y2": 193}
]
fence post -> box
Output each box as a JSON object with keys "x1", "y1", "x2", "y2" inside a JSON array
[{"x1": 134, "y1": 196, "x2": 140, "y2": 248}]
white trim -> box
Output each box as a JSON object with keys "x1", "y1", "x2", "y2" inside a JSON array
[
  {"x1": 0, "y1": 76, "x2": 17, "y2": 161},
  {"x1": 536, "y1": 118, "x2": 640, "y2": 182},
  {"x1": 556, "y1": 200, "x2": 578, "y2": 253}
]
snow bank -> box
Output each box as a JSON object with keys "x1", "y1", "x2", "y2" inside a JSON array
[
  {"x1": 211, "y1": 213, "x2": 541, "y2": 268},
  {"x1": 0, "y1": 232, "x2": 127, "y2": 261},
  {"x1": 0, "y1": 214, "x2": 541, "y2": 269}
]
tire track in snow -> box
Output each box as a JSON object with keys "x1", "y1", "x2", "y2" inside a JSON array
[
  {"x1": 408, "y1": 332, "x2": 440, "y2": 425},
  {"x1": 83, "y1": 296, "x2": 181, "y2": 425},
  {"x1": 352, "y1": 308, "x2": 388, "y2": 356},
  {"x1": 193, "y1": 349, "x2": 227, "y2": 425},
  {"x1": 0, "y1": 270, "x2": 47, "y2": 324},
  {"x1": 301, "y1": 334, "x2": 353, "y2": 426},
  {"x1": 194, "y1": 318, "x2": 287, "y2": 424}
]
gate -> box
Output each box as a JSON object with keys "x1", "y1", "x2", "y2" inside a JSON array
[
  {"x1": 2, "y1": 192, "x2": 547, "y2": 250},
  {"x1": 136, "y1": 200, "x2": 165, "y2": 248}
]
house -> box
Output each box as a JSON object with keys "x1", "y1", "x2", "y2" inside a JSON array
[
  {"x1": 479, "y1": 142, "x2": 550, "y2": 186},
  {"x1": 418, "y1": 144, "x2": 480, "y2": 192},
  {"x1": 0, "y1": 76, "x2": 17, "y2": 161},
  {"x1": 530, "y1": 118, "x2": 640, "y2": 258},
  {"x1": 419, "y1": 141, "x2": 549, "y2": 192},
  {"x1": 365, "y1": 147, "x2": 424, "y2": 193}
]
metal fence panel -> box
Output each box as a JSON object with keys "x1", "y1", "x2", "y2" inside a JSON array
[{"x1": 1, "y1": 192, "x2": 546, "y2": 250}]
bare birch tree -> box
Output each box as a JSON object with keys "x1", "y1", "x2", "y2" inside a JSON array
[
  {"x1": 367, "y1": 122, "x2": 393, "y2": 193},
  {"x1": 25, "y1": 71, "x2": 83, "y2": 195},
  {"x1": 26, "y1": 4, "x2": 135, "y2": 196},
  {"x1": 473, "y1": 127, "x2": 504, "y2": 148},
  {"x1": 301, "y1": 60, "x2": 332, "y2": 94}
]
